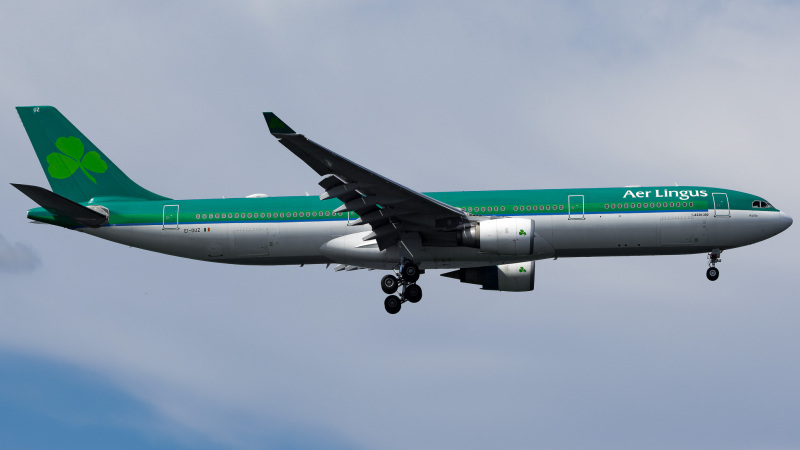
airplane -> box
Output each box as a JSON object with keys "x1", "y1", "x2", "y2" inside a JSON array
[{"x1": 12, "y1": 106, "x2": 793, "y2": 314}]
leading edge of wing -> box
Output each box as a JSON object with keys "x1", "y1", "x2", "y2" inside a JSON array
[{"x1": 262, "y1": 112, "x2": 468, "y2": 220}]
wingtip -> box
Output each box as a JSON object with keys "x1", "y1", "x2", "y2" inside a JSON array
[{"x1": 263, "y1": 112, "x2": 296, "y2": 134}]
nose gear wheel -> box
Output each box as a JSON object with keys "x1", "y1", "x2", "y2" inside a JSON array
[{"x1": 706, "y1": 249, "x2": 722, "y2": 281}]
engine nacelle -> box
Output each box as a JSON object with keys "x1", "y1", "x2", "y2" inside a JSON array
[
  {"x1": 442, "y1": 261, "x2": 535, "y2": 292},
  {"x1": 458, "y1": 218, "x2": 534, "y2": 256}
]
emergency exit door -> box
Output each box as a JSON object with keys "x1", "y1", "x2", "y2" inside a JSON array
[
  {"x1": 163, "y1": 205, "x2": 179, "y2": 229},
  {"x1": 712, "y1": 193, "x2": 730, "y2": 217},
  {"x1": 568, "y1": 195, "x2": 585, "y2": 220}
]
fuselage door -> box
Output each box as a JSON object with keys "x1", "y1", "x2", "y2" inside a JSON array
[
  {"x1": 712, "y1": 193, "x2": 730, "y2": 217},
  {"x1": 163, "y1": 205, "x2": 179, "y2": 229},
  {"x1": 568, "y1": 195, "x2": 585, "y2": 220}
]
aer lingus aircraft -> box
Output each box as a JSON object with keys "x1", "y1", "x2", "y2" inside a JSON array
[{"x1": 12, "y1": 106, "x2": 793, "y2": 314}]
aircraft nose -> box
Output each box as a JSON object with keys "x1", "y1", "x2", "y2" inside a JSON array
[{"x1": 780, "y1": 211, "x2": 793, "y2": 232}]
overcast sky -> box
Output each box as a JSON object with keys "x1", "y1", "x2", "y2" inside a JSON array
[{"x1": 1, "y1": 1, "x2": 799, "y2": 449}]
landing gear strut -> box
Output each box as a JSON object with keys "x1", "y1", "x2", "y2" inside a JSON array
[
  {"x1": 381, "y1": 260, "x2": 423, "y2": 314},
  {"x1": 706, "y1": 249, "x2": 722, "y2": 281}
]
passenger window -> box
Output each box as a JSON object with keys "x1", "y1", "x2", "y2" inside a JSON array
[
  {"x1": 501, "y1": 206, "x2": 505, "y2": 211},
  {"x1": 559, "y1": 205, "x2": 563, "y2": 210},
  {"x1": 605, "y1": 204, "x2": 609, "y2": 209},
  {"x1": 196, "y1": 214, "x2": 200, "y2": 219},
  {"x1": 234, "y1": 213, "x2": 239, "y2": 218},
  {"x1": 689, "y1": 202, "x2": 693, "y2": 207},
  {"x1": 611, "y1": 204, "x2": 616, "y2": 209},
  {"x1": 637, "y1": 203, "x2": 641, "y2": 208},
  {"x1": 546, "y1": 205, "x2": 550, "y2": 210},
  {"x1": 533, "y1": 206, "x2": 538, "y2": 211},
  {"x1": 513, "y1": 206, "x2": 518, "y2": 211},
  {"x1": 617, "y1": 204, "x2": 622, "y2": 209},
  {"x1": 280, "y1": 213, "x2": 285, "y2": 218}
]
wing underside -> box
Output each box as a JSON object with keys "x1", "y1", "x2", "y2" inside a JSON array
[{"x1": 263, "y1": 113, "x2": 471, "y2": 250}]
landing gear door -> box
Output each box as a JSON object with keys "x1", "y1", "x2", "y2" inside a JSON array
[
  {"x1": 712, "y1": 193, "x2": 730, "y2": 217},
  {"x1": 163, "y1": 205, "x2": 179, "y2": 229},
  {"x1": 568, "y1": 195, "x2": 584, "y2": 220}
]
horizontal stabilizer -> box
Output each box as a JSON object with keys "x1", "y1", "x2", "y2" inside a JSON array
[{"x1": 11, "y1": 183, "x2": 108, "y2": 228}]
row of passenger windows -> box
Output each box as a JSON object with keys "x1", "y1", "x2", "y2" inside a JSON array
[
  {"x1": 195, "y1": 211, "x2": 345, "y2": 220},
  {"x1": 513, "y1": 205, "x2": 563, "y2": 212},
  {"x1": 466, "y1": 205, "x2": 566, "y2": 213},
  {"x1": 467, "y1": 202, "x2": 694, "y2": 214},
  {"x1": 194, "y1": 200, "x2": 701, "y2": 221},
  {"x1": 605, "y1": 202, "x2": 693, "y2": 209}
]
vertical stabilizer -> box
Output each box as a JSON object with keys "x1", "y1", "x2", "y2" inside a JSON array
[{"x1": 16, "y1": 106, "x2": 169, "y2": 203}]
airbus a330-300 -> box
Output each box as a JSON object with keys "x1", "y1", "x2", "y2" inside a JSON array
[{"x1": 13, "y1": 107, "x2": 792, "y2": 314}]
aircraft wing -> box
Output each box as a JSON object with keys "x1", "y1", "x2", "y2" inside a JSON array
[{"x1": 264, "y1": 113, "x2": 470, "y2": 250}]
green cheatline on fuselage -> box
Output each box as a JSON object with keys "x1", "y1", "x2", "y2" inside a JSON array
[{"x1": 26, "y1": 186, "x2": 772, "y2": 229}]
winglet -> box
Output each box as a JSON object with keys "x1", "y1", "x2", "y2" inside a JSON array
[{"x1": 263, "y1": 112, "x2": 296, "y2": 134}]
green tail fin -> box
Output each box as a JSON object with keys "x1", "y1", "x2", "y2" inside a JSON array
[{"x1": 16, "y1": 106, "x2": 169, "y2": 203}]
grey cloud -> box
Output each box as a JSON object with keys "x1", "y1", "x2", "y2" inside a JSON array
[{"x1": 0, "y1": 234, "x2": 41, "y2": 273}]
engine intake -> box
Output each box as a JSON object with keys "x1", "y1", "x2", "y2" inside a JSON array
[
  {"x1": 457, "y1": 218, "x2": 534, "y2": 256},
  {"x1": 442, "y1": 261, "x2": 535, "y2": 292}
]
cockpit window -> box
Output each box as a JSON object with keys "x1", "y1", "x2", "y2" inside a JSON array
[{"x1": 753, "y1": 200, "x2": 773, "y2": 209}]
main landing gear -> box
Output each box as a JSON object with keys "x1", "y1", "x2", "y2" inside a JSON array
[
  {"x1": 381, "y1": 260, "x2": 423, "y2": 314},
  {"x1": 706, "y1": 249, "x2": 722, "y2": 281}
]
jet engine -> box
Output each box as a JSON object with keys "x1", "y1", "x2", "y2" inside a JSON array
[
  {"x1": 442, "y1": 261, "x2": 535, "y2": 292},
  {"x1": 457, "y1": 218, "x2": 534, "y2": 256}
]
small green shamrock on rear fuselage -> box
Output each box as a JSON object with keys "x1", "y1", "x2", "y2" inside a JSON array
[{"x1": 46, "y1": 136, "x2": 108, "y2": 184}]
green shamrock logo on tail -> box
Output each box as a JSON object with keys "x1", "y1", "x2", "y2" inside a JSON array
[
  {"x1": 47, "y1": 137, "x2": 107, "y2": 184},
  {"x1": 519, "y1": 266, "x2": 527, "y2": 273},
  {"x1": 518, "y1": 229, "x2": 527, "y2": 236}
]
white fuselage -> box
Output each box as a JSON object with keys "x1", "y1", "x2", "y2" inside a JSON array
[{"x1": 81, "y1": 208, "x2": 791, "y2": 270}]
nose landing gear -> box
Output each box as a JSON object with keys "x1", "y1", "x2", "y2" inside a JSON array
[
  {"x1": 706, "y1": 249, "x2": 722, "y2": 281},
  {"x1": 382, "y1": 260, "x2": 423, "y2": 314}
]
